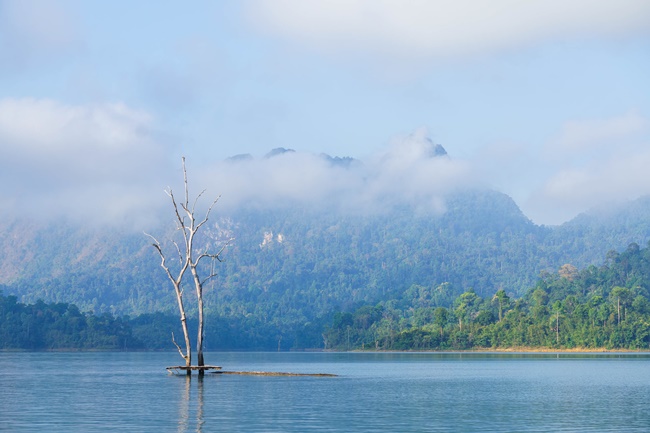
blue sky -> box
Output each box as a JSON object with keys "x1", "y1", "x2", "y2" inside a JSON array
[{"x1": 0, "y1": 0, "x2": 649, "y2": 226}]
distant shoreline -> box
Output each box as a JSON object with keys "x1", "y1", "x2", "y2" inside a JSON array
[
  {"x1": 2, "y1": 347, "x2": 649, "y2": 353},
  {"x1": 344, "y1": 347, "x2": 649, "y2": 354},
  {"x1": 462, "y1": 347, "x2": 638, "y2": 353}
]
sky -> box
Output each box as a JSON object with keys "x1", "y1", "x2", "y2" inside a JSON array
[{"x1": 0, "y1": 0, "x2": 649, "y2": 227}]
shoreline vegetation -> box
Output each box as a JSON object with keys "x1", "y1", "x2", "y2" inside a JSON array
[
  {"x1": 321, "y1": 243, "x2": 650, "y2": 352},
  {"x1": 3, "y1": 243, "x2": 650, "y2": 352},
  {"x1": 353, "y1": 347, "x2": 647, "y2": 353},
  {"x1": 0, "y1": 347, "x2": 650, "y2": 355}
]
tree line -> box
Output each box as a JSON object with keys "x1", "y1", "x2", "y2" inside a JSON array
[
  {"x1": 323, "y1": 242, "x2": 650, "y2": 351},
  {"x1": 0, "y1": 294, "x2": 136, "y2": 350},
  {"x1": 0, "y1": 292, "x2": 324, "y2": 351},
  {"x1": 3, "y1": 242, "x2": 650, "y2": 352}
]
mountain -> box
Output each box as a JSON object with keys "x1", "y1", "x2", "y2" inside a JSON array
[
  {"x1": 3, "y1": 188, "x2": 650, "y2": 320},
  {"x1": 546, "y1": 196, "x2": 650, "y2": 266},
  {"x1": 264, "y1": 147, "x2": 296, "y2": 158},
  {"x1": 323, "y1": 241, "x2": 650, "y2": 351},
  {"x1": 3, "y1": 144, "x2": 650, "y2": 347}
]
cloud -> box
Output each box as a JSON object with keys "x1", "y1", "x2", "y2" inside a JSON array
[
  {"x1": 196, "y1": 129, "x2": 475, "y2": 216},
  {"x1": 0, "y1": 98, "x2": 171, "y2": 227},
  {"x1": 0, "y1": 0, "x2": 81, "y2": 70},
  {"x1": 0, "y1": 95, "x2": 474, "y2": 227},
  {"x1": 523, "y1": 112, "x2": 650, "y2": 224},
  {"x1": 531, "y1": 150, "x2": 650, "y2": 221},
  {"x1": 0, "y1": 99, "x2": 476, "y2": 227},
  {"x1": 247, "y1": 0, "x2": 650, "y2": 60},
  {"x1": 546, "y1": 111, "x2": 648, "y2": 159},
  {"x1": 6, "y1": 99, "x2": 647, "y2": 229}
]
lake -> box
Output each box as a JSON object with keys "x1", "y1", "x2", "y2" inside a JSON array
[{"x1": 1, "y1": 351, "x2": 650, "y2": 432}]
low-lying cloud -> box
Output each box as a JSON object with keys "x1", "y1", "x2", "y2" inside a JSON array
[
  {"x1": 523, "y1": 112, "x2": 650, "y2": 224},
  {"x1": 0, "y1": 98, "x2": 171, "y2": 227},
  {"x1": 0, "y1": 99, "x2": 477, "y2": 228},
  {"x1": 545, "y1": 111, "x2": 648, "y2": 160},
  {"x1": 196, "y1": 128, "x2": 475, "y2": 216},
  {"x1": 3, "y1": 98, "x2": 650, "y2": 228}
]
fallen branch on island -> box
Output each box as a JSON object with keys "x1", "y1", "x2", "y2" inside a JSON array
[
  {"x1": 166, "y1": 365, "x2": 222, "y2": 374},
  {"x1": 212, "y1": 371, "x2": 337, "y2": 377},
  {"x1": 166, "y1": 366, "x2": 337, "y2": 377}
]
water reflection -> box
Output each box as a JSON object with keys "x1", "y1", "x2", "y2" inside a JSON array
[
  {"x1": 3, "y1": 352, "x2": 650, "y2": 432},
  {"x1": 177, "y1": 376, "x2": 189, "y2": 432},
  {"x1": 197, "y1": 376, "x2": 205, "y2": 432},
  {"x1": 177, "y1": 375, "x2": 205, "y2": 433}
]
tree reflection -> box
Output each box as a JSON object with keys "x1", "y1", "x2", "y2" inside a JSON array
[{"x1": 177, "y1": 375, "x2": 205, "y2": 433}]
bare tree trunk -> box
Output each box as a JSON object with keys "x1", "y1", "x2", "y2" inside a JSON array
[
  {"x1": 149, "y1": 157, "x2": 231, "y2": 374},
  {"x1": 148, "y1": 237, "x2": 192, "y2": 374},
  {"x1": 190, "y1": 266, "x2": 205, "y2": 374},
  {"x1": 175, "y1": 292, "x2": 192, "y2": 374}
]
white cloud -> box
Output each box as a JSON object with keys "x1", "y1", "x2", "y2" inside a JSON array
[
  {"x1": 547, "y1": 111, "x2": 648, "y2": 159},
  {"x1": 198, "y1": 130, "x2": 475, "y2": 216},
  {"x1": 0, "y1": 98, "x2": 170, "y2": 227},
  {"x1": 5, "y1": 97, "x2": 647, "y2": 229},
  {"x1": 529, "y1": 149, "x2": 650, "y2": 222},
  {"x1": 522, "y1": 112, "x2": 650, "y2": 224},
  {"x1": 361, "y1": 129, "x2": 471, "y2": 212},
  {"x1": 247, "y1": 0, "x2": 650, "y2": 60},
  {"x1": 0, "y1": 0, "x2": 80, "y2": 69},
  {"x1": 0, "y1": 101, "x2": 475, "y2": 227}
]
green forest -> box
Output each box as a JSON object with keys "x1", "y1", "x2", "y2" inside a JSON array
[
  {"x1": 0, "y1": 295, "x2": 137, "y2": 350},
  {"x1": 324, "y1": 242, "x2": 650, "y2": 351},
  {"x1": 4, "y1": 191, "x2": 650, "y2": 354},
  {"x1": 0, "y1": 293, "x2": 320, "y2": 351},
  {"x1": 3, "y1": 241, "x2": 650, "y2": 351}
]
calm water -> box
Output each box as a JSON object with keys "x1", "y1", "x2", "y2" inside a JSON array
[{"x1": 2, "y1": 351, "x2": 650, "y2": 432}]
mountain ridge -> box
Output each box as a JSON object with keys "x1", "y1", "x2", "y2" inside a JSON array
[
  {"x1": 3, "y1": 142, "x2": 650, "y2": 332},
  {"x1": 3, "y1": 188, "x2": 650, "y2": 324}
]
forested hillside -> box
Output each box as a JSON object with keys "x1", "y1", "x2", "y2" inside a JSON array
[
  {"x1": 2, "y1": 190, "x2": 650, "y2": 350},
  {"x1": 324, "y1": 242, "x2": 650, "y2": 350},
  {"x1": 3, "y1": 241, "x2": 650, "y2": 351}
]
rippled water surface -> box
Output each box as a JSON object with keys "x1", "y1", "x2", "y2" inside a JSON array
[{"x1": 2, "y1": 352, "x2": 650, "y2": 432}]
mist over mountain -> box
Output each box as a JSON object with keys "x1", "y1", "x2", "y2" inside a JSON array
[
  {"x1": 203, "y1": 131, "x2": 469, "y2": 217},
  {"x1": 2, "y1": 139, "x2": 650, "y2": 345}
]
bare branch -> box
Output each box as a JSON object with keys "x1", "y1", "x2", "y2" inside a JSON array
[
  {"x1": 193, "y1": 237, "x2": 233, "y2": 268},
  {"x1": 190, "y1": 189, "x2": 207, "y2": 214},
  {"x1": 144, "y1": 231, "x2": 160, "y2": 246},
  {"x1": 145, "y1": 232, "x2": 191, "y2": 287},
  {"x1": 171, "y1": 332, "x2": 186, "y2": 360},
  {"x1": 200, "y1": 276, "x2": 216, "y2": 287},
  {"x1": 182, "y1": 156, "x2": 190, "y2": 210},
  {"x1": 200, "y1": 270, "x2": 220, "y2": 287},
  {"x1": 167, "y1": 188, "x2": 189, "y2": 240},
  {"x1": 195, "y1": 195, "x2": 221, "y2": 232},
  {"x1": 172, "y1": 240, "x2": 183, "y2": 266},
  {"x1": 145, "y1": 232, "x2": 176, "y2": 283},
  {"x1": 196, "y1": 238, "x2": 233, "y2": 286},
  {"x1": 216, "y1": 238, "x2": 233, "y2": 257}
]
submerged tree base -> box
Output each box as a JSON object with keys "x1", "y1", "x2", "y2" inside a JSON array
[
  {"x1": 166, "y1": 366, "x2": 337, "y2": 377},
  {"x1": 166, "y1": 365, "x2": 222, "y2": 374}
]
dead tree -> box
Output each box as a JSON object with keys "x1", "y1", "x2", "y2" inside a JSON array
[
  {"x1": 147, "y1": 232, "x2": 192, "y2": 373},
  {"x1": 147, "y1": 157, "x2": 230, "y2": 375}
]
